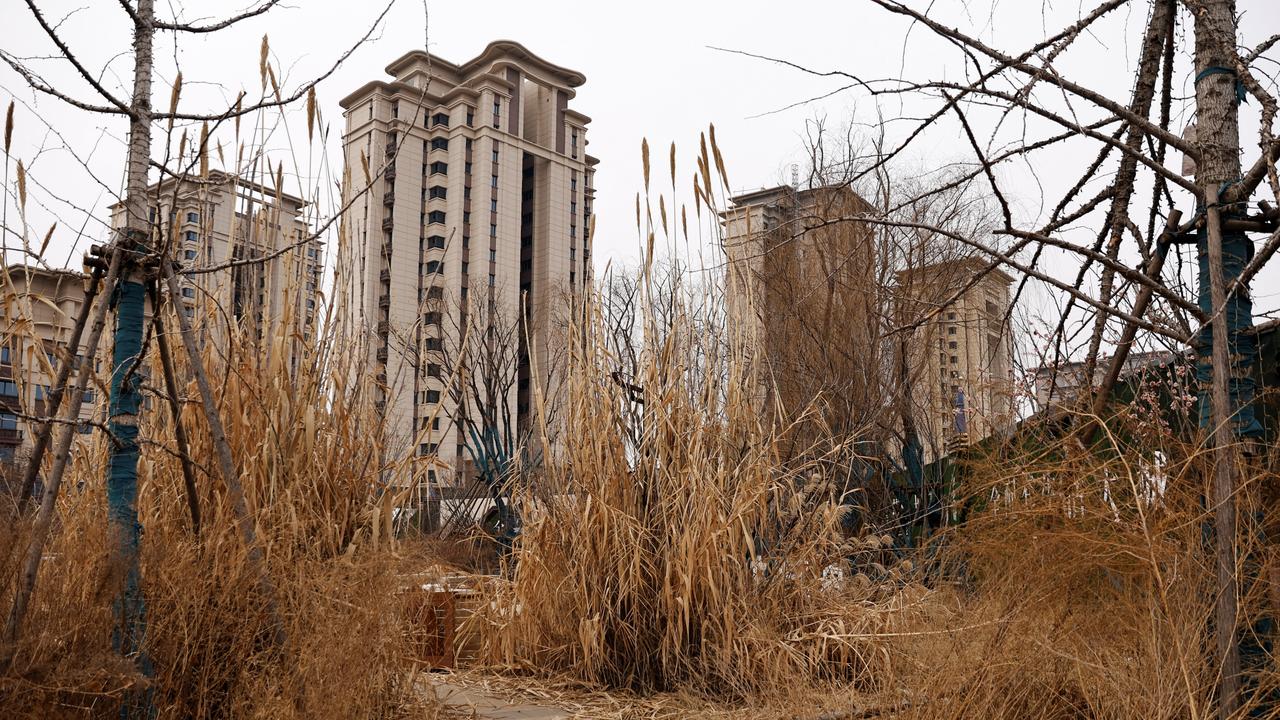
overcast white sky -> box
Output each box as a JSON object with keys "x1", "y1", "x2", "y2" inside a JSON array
[{"x1": 3, "y1": 0, "x2": 1279, "y2": 353}]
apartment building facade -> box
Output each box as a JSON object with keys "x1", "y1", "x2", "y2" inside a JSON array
[
  {"x1": 722, "y1": 185, "x2": 1014, "y2": 463},
  {"x1": 899, "y1": 258, "x2": 1015, "y2": 458},
  {"x1": 109, "y1": 170, "x2": 324, "y2": 361},
  {"x1": 0, "y1": 266, "x2": 99, "y2": 476},
  {"x1": 337, "y1": 41, "x2": 595, "y2": 493}
]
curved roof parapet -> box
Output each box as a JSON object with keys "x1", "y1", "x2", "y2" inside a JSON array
[{"x1": 385, "y1": 40, "x2": 586, "y2": 88}]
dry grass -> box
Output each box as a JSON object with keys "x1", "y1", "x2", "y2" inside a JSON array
[
  {"x1": 467, "y1": 264, "x2": 913, "y2": 700},
  {"x1": 0, "y1": 291, "x2": 434, "y2": 718}
]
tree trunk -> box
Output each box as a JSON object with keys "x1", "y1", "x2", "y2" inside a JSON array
[
  {"x1": 1191, "y1": 1, "x2": 1249, "y2": 716},
  {"x1": 105, "y1": 1, "x2": 157, "y2": 715}
]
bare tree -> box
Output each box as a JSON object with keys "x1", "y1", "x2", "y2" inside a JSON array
[{"x1": 725, "y1": 0, "x2": 1279, "y2": 712}]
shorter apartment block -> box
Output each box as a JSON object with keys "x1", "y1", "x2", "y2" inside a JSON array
[
  {"x1": 722, "y1": 184, "x2": 1015, "y2": 464},
  {"x1": 109, "y1": 170, "x2": 324, "y2": 363},
  {"x1": 0, "y1": 266, "x2": 100, "y2": 485}
]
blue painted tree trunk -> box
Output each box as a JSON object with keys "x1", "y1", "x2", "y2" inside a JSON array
[{"x1": 107, "y1": 279, "x2": 153, "y2": 718}]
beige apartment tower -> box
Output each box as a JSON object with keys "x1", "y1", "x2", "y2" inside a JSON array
[
  {"x1": 722, "y1": 185, "x2": 1014, "y2": 463},
  {"x1": 899, "y1": 258, "x2": 1015, "y2": 459},
  {"x1": 0, "y1": 266, "x2": 100, "y2": 477},
  {"x1": 337, "y1": 41, "x2": 596, "y2": 491},
  {"x1": 108, "y1": 170, "x2": 324, "y2": 364}
]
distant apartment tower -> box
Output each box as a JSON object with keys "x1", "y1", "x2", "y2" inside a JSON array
[
  {"x1": 721, "y1": 184, "x2": 878, "y2": 446},
  {"x1": 109, "y1": 170, "x2": 323, "y2": 359},
  {"x1": 722, "y1": 185, "x2": 1014, "y2": 461},
  {"x1": 899, "y1": 258, "x2": 1015, "y2": 458},
  {"x1": 0, "y1": 266, "x2": 99, "y2": 476},
  {"x1": 337, "y1": 41, "x2": 596, "y2": 489}
]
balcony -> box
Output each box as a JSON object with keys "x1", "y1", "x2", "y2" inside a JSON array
[
  {"x1": 0, "y1": 428, "x2": 22, "y2": 444},
  {"x1": 378, "y1": 294, "x2": 391, "y2": 309},
  {"x1": 375, "y1": 372, "x2": 387, "y2": 385},
  {"x1": 376, "y1": 347, "x2": 388, "y2": 363},
  {"x1": 381, "y1": 216, "x2": 394, "y2": 232},
  {"x1": 376, "y1": 320, "x2": 390, "y2": 334},
  {"x1": 383, "y1": 190, "x2": 395, "y2": 206},
  {"x1": 379, "y1": 268, "x2": 391, "y2": 283},
  {"x1": 384, "y1": 163, "x2": 396, "y2": 181},
  {"x1": 381, "y1": 242, "x2": 393, "y2": 258}
]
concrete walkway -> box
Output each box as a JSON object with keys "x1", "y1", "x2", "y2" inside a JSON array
[{"x1": 429, "y1": 679, "x2": 571, "y2": 719}]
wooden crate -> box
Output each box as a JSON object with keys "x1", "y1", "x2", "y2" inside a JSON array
[{"x1": 401, "y1": 590, "x2": 455, "y2": 668}]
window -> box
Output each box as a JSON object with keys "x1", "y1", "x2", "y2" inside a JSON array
[
  {"x1": 465, "y1": 161, "x2": 473, "y2": 175},
  {"x1": 392, "y1": 101, "x2": 399, "y2": 118},
  {"x1": 570, "y1": 248, "x2": 576, "y2": 261},
  {"x1": 948, "y1": 326, "x2": 956, "y2": 335},
  {"x1": 423, "y1": 312, "x2": 441, "y2": 326},
  {"x1": 34, "y1": 385, "x2": 48, "y2": 401},
  {"x1": 489, "y1": 224, "x2": 497, "y2": 237},
  {"x1": 488, "y1": 274, "x2": 495, "y2": 287},
  {"x1": 426, "y1": 286, "x2": 443, "y2": 300},
  {"x1": 427, "y1": 363, "x2": 442, "y2": 378},
  {"x1": 424, "y1": 337, "x2": 442, "y2": 351},
  {"x1": 949, "y1": 355, "x2": 958, "y2": 364},
  {"x1": 181, "y1": 287, "x2": 195, "y2": 298},
  {"x1": 571, "y1": 178, "x2": 577, "y2": 192},
  {"x1": 466, "y1": 107, "x2": 475, "y2": 126},
  {"x1": 0, "y1": 347, "x2": 9, "y2": 364},
  {"x1": 0, "y1": 412, "x2": 16, "y2": 430},
  {"x1": 431, "y1": 112, "x2": 449, "y2": 127},
  {"x1": 77, "y1": 422, "x2": 93, "y2": 435},
  {"x1": 184, "y1": 249, "x2": 197, "y2": 260},
  {"x1": 430, "y1": 137, "x2": 449, "y2": 151},
  {"x1": 492, "y1": 99, "x2": 501, "y2": 127},
  {"x1": 489, "y1": 250, "x2": 496, "y2": 262},
  {"x1": 571, "y1": 201, "x2": 577, "y2": 214},
  {"x1": 186, "y1": 211, "x2": 199, "y2": 223},
  {"x1": 429, "y1": 161, "x2": 447, "y2": 175},
  {"x1": 464, "y1": 211, "x2": 471, "y2": 224},
  {"x1": 570, "y1": 271, "x2": 576, "y2": 284},
  {"x1": 82, "y1": 389, "x2": 96, "y2": 403},
  {"x1": 463, "y1": 187, "x2": 471, "y2": 200},
  {"x1": 185, "y1": 231, "x2": 198, "y2": 243},
  {"x1": 570, "y1": 129, "x2": 579, "y2": 159},
  {"x1": 428, "y1": 186, "x2": 447, "y2": 199},
  {"x1": 570, "y1": 224, "x2": 576, "y2": 238},
  {"x1": 461, "y1": 261, "x2": 469, "y2": 275},
  {"x1": 307, "y1": 246, "x2": 317, "y2": 258},
  {"x1": 947, "y1": 312, "x2": 957, "y2": 320},
  {"x1": 948, "y1": 341, "x2": 957, "y2": 349},
  {"x1": 424, "y1": 389, "x2": 441, "y2": 403},
  {"x1": 492, "y1": 149, "x2": 499, "y2": 163},
  {"x1": 426, "y1": 235, "x2": 446, "y2": 249},
  {"x1": 424, "y1": 260, "x2": 443, "y2": 275},
  {"x1": 419, "y1": 443, "x2": 439, "y2": 456},
  {"x1": 427, "y1": 210, "x2": 446, "y2": 224}
]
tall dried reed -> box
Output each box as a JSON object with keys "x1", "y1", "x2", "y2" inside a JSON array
[{"x1": 0, "y1": 276, "x2": 426, "y2": 718}]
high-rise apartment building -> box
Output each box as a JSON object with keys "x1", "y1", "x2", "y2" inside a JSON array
[
  {"x1": 108, "y1": 170, "x2": 323, "y2": 360},
  {"x1": 0, "y1": 266, "x2": 99, "y2": 476},
  {"x1": 721, "y1": 184, "x2": 879, "y2": 448},
  {"x1": 722, "y1": 184, "x2": 1014, "y2": 463},
  {"x1": 898, "y1": 258, "x2": 1015, "y2": 458},
  {"x1": 337, "y1": 41, "x2": 595, "y2": 491}
]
